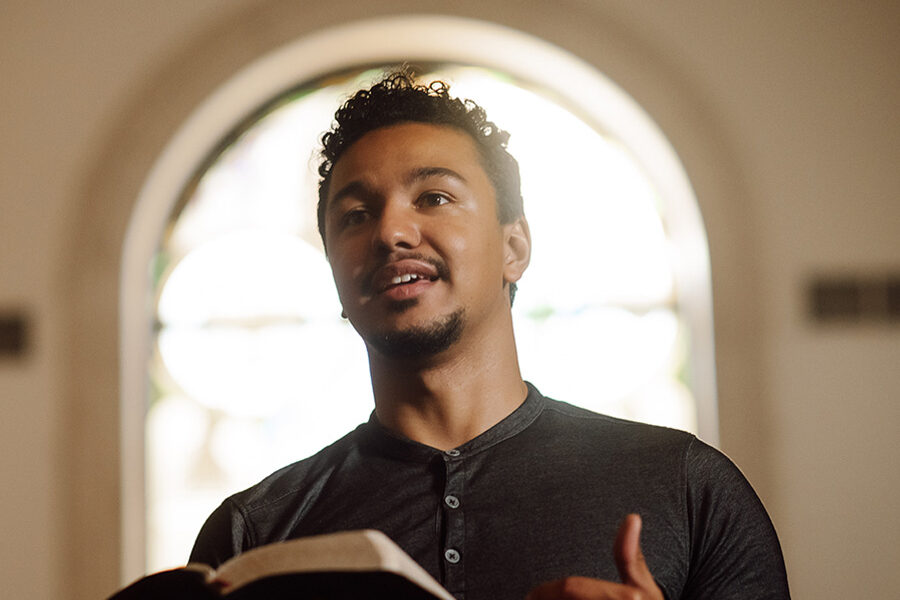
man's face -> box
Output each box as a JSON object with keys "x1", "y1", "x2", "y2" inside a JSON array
[{"x1": 323, "y1": 122, "x2": 524, "y2": 359}]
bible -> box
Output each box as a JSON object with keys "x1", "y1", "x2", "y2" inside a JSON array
[{"x1": 109, "y1": 529, "x2": 456, "y2": 599}]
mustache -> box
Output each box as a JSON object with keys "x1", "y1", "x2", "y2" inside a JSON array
[{"x1": 361, "y1": 252, "x2": 450, "y2": 295}]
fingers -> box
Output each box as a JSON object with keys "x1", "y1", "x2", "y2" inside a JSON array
[
  {"x1": 613, "y1": 513, "x2": 641, "y2": 578},
  {"x1": 613, "y1": 514, "x2": 657, "y2": 594}
]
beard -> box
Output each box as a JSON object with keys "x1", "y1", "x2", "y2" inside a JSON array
[{"x1": 366, "y1": 308, "x2": 465, "y2": 360}]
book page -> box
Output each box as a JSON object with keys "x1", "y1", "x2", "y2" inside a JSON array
[{"x1": 213, "y1": 530, "x2": 454, "y2": 599}]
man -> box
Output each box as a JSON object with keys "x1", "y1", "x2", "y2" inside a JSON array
[{"x1": 191, "y1": 71, "x2": 790, "y2": 599}]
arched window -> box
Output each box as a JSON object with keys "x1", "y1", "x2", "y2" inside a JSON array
[{"x1": 122, "y1": 16, "x2": 715, "y2": 577}]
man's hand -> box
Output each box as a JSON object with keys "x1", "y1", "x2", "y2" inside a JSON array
[{"x1": 525, "y1": 514, "x2": 664, "y2": 600}]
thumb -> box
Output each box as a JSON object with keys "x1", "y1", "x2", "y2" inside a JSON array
[{"x1": 613, "y1": 513, "x2": 656, "y2": 590}]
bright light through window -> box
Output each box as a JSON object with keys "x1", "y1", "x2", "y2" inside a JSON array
[{"x1": 147, "y1": 65, "x2": 698, "y2": 571}]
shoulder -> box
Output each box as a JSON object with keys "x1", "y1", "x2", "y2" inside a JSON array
[
  {"x1": 535, "y1": 392, "x2": 697, "y2": 457},
  {"x1": 228, "y1": 423, "x2": 368, "y2": 514},
  {"x1": 189, "y1": 423, "x2": 368, "y2": 566},
  {"x1": 537, "y1": 393, "x2": 766, "y2": 513}
]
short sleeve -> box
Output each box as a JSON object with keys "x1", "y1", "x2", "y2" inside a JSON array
[
  {"x1": 188, "y1": 499, "x2": 250, "y2": 568},
  {"x1": 680, "y1": 438, "x2": 790, "y2": 599}
]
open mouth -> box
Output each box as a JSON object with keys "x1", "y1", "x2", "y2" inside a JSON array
[
  {"x1": 377, "y1": 272, "x2": 440, "y2": 301},
  {"x1": 369, "y1": 258, "x2": 445, "y2": 295},
  {"x1": 387, "y1": 272, "x2": 439, "y2": 288}
]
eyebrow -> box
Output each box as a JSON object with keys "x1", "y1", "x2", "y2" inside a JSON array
[
  {"x1": 328, "y1": 166, "x2": 468, "y2": 212},
  {"x1": 403, "y1": 166, "x2": 468, "y2": 187},
  {"x1": 328, "y1": 181, "x2": 372, "y2": 211}
]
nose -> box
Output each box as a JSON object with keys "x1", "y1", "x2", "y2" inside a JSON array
[{"x1": 373, "y1": 200, "x2": 420, "y2": 251}]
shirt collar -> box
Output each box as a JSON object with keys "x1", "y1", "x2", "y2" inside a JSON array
[{"x1": 361, "y1": 382, "x2": 545, "y2": 463}]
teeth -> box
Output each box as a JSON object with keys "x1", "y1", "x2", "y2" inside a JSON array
[{"x1": 390, "y1": 274, "x2": 420, "y2": 285}]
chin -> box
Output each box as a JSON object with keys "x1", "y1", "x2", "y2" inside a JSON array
[{"x1": 365, "y1": 308, "x2": 466, "y2": 359}]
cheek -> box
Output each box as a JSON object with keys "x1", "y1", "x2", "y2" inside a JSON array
[
  {"x1": 446, "y1": 225, "x2": 505, "y2": 283},
  {"x1": 328, "y1": 252, "x2": 372, "y2": 310},
  {"x1": 328, "y1": 240, "x2": 364, "y2": 278},
  {"x1": 328, "y1": 255, "x2": 357, "y2": 292}
]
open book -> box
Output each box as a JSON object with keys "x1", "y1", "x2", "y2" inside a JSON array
[{"x1": 109, "y1": 529, "x2": 456, "y2": 599}]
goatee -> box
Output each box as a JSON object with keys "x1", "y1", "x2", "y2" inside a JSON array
[{"x1": 368, "y1": 309, "x2": 465, "y2": 359}]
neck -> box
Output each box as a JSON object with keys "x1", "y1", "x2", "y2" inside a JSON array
[{"x1": 368, "y1": 314, "x2": 527, "y2": 451}]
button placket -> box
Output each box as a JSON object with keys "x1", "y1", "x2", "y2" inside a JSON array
[{"x1": 441, "y1": 450, "x2": 466, "y2": 594}]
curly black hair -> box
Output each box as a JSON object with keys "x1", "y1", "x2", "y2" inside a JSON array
[{"x1": 316, "y1": 69, "x2": 524, "y2": 246}]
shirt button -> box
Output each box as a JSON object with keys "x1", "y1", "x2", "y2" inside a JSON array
[
  {"x1": 444, "y1": 548, "x2": 461, "y2": 564},
  {"x1": 444, "y1": 495, "x2": 460, "y2": 509},
  {"x1": 444, "y1": 449, "x2": 461, "y2": 457}
]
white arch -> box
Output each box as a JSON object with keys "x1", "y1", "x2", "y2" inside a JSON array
[{"x1": 121, "y1": 14, "x2": 715, "y2": 581}]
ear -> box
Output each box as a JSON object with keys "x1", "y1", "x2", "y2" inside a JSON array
[{"x1": 501, "y1": 216, "x2": 531, "y2": 285}]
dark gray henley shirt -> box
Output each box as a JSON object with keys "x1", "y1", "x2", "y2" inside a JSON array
[{"x1": 190, "y1": 383, "x2": 790, "y2": 599}]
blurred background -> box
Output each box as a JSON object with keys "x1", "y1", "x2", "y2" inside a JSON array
[{"x1": 1, "y1": 1, "x2": 897, "y2": 598}]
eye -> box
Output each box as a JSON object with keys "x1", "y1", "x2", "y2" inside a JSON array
[
  {"x1": 418, "y1": 192, "x2": 452, "y2": 208},
  {"x1": 340, "y1": 207, "x2": 371, "y2": 227}
]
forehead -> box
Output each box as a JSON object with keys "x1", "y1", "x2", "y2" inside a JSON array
[{"x1": 328, "y1": 122, "x2": 487, "y2": 192}]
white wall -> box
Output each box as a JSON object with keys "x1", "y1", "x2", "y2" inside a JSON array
[{"x1": 1, "y1": 1, "x2": 897, "y2": 598}]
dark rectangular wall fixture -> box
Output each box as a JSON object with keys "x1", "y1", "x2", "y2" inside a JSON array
[
  {"x1": 0, "y1": 312, "x2": 29, "y2": 358},
  {"x1": 809, "y1": 273, "x2": 900, "y2": 323}
]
